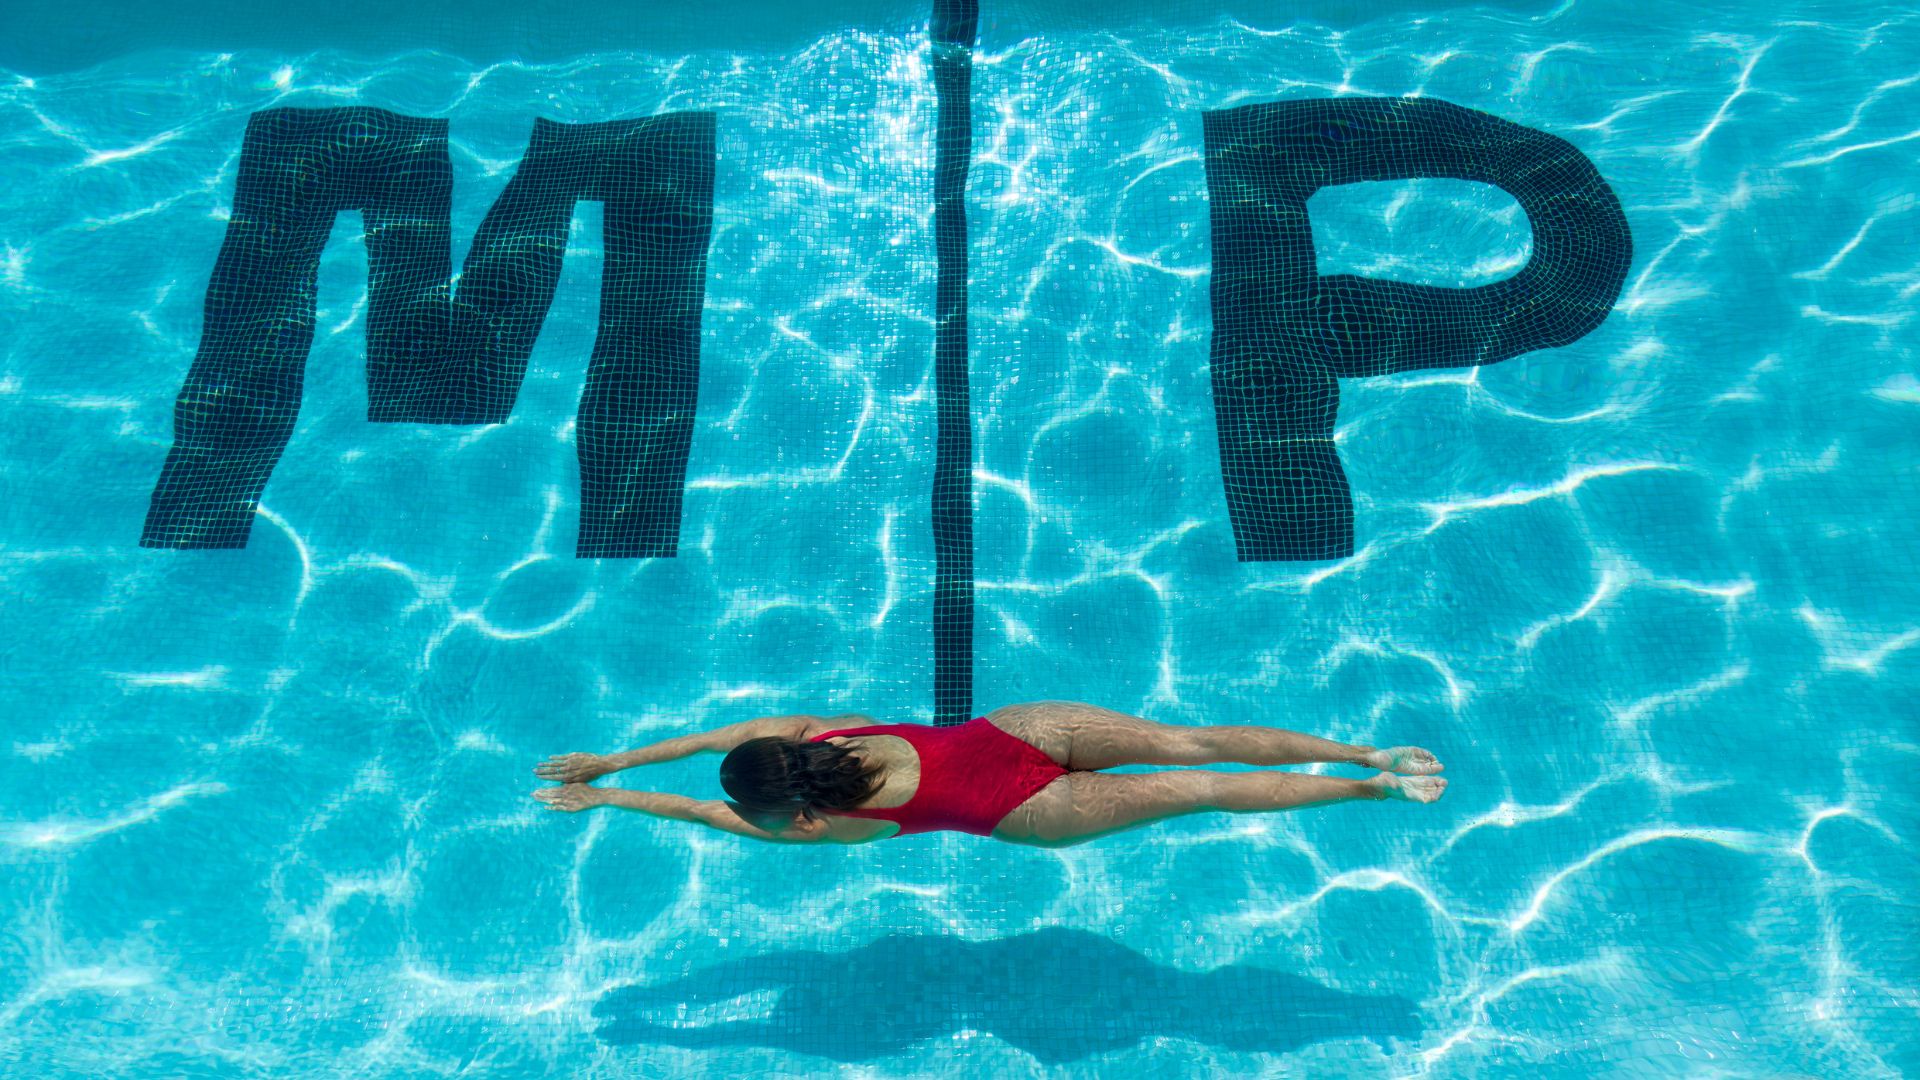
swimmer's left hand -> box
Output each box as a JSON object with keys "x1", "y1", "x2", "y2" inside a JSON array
[{"x1": 532, "y1": 783, "x2": 604, "y2": 813}]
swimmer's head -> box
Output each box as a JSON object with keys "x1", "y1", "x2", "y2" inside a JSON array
[{"x1": 720, "y1": 736, "x2": 885, "y2": 823}]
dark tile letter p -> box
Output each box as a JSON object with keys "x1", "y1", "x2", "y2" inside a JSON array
[{"x1": 1202, "y1": 97, "x2": 1632, "y2": 560}]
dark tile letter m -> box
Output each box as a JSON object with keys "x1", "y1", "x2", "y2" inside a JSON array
[{"x1": 140, "y1": 106, "x2": 716, "y2": 558}]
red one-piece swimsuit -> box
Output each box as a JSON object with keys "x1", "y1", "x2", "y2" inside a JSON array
[{"x1": 808, "y1": 716, "x2": 1069, "y2": 836}]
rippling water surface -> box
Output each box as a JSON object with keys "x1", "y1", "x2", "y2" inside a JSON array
[{"x1": 1, "y1": 2, "x2": 1915, "y2": 1076}]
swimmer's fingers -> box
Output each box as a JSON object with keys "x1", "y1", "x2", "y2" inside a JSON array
[
  {"x1": 533, "y1": 752, "x2": 585, "y2": 779},
  {"x1": 532, "y1": 783, "x2": 602, "y2": 812},
  {"x1": 534, "y1": 752, "x2": 610, "y2": 783}
]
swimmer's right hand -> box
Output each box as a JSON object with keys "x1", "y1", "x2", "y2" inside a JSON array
[{"x1": 534, "y1": 752, "x2": 615, "y2": 783}]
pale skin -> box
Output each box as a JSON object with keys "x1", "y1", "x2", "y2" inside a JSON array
[{"x1": 532, "y1": 701, "x2": 1446, "y2": 847}]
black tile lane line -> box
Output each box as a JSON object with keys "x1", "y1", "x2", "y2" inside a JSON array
[
  {"x1": 140, "y1": 107, "x2": 716, "y2": 560},
  {"x1": 930, "y1": 0, "x2": 978, "y2": 725},
  {"x1": 1202, "y1": 97, "x2": 1631, "y2": 561}
]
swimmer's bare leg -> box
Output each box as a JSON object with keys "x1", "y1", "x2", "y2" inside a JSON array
[
  {"x1": 1138, "y1": 718, "x2": 1444, "y2": 774},
  {"x1": 1010, "y1": 768, "x2": 1448, "y2": 846},
  {"x1": 1197, "y1": 726, "x2": 1445, "y2": 775},
  {"x1": 993, "y1": 701, "x2": 1443, "y2": 775}
]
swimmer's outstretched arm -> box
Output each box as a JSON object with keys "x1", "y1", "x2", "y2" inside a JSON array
[
  {"x1": 534, "y1": 715, "x2": 820, "y2": 783},
  {"x1": 531, "y1": 784, "x2": 705, "y2": 819},
  {"x1": 530, "y1": 783, "x2": 832, "y2": 844}
]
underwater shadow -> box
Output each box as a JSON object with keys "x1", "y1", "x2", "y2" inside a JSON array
[{"x1": 593, "y1": 926, "x2": 1418, "y2": 1063}]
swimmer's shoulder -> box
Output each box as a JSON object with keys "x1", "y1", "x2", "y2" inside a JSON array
[{"x1": 800, "y1": 713, "x2": 882, "y2": 740}]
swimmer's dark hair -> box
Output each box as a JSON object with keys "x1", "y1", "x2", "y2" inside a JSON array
[{"x1": 719, "y1": 736, "x2": 884, "y2": 824}]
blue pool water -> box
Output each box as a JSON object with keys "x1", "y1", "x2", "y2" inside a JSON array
[{"x1": 2, "y1": 1, "x2": 1916, "y2": 1076}]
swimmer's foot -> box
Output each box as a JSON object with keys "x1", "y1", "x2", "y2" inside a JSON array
[
  {"x1": 1368, "y1": 771, "x2": 1447, "y2": 804},
  {"x1": 1364, "y1": 745, "x2": 1444, "y2": 775}
]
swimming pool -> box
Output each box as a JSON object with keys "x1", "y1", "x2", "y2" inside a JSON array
[{"x1": 2, "y1": 0, "x2": 1915, "y2": 1075}]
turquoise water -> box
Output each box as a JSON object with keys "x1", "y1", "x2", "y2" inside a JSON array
[{"x1": 2, "y1": 2, "x2": 1917, "y2": 1076}]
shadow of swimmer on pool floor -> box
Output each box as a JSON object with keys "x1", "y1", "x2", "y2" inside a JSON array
[
  {"x1": 588, "y1": 927, "x2": 1421, "y2": 1061},
  {"x1": 531, "y1": 700, "x2": 1445, "y2": 846}
]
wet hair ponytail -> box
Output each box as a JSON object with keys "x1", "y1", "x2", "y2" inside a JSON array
[{"x1": 719, "y1": 736, "x2": 885, "y2": 822}]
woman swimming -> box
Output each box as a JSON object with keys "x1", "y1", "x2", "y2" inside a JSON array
[{"x1": 531, "y1": 700, "x2": 1446, "y2": 847}]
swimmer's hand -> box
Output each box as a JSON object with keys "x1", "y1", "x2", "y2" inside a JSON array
[
  {"x1": 532, "y1": 783, "x2": 605, "y2": 812},
  {"x1": 534, "y1": 752, "x2": 615, "y2": 783}
]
